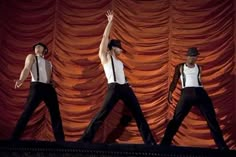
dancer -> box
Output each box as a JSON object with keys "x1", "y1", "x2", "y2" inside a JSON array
[
  {"x1": 161, "y1": 47, "x2": 228, "y2": 150},
  {"x1": 79, "y1": 10, "x2": 156, "y2": 145},
  {"x1": 12, "y1": 42, "x2": 64, "y2": 142}
]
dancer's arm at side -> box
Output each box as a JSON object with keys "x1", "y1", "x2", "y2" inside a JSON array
[
  {"x1": 168, "y1": 64, "x2": 182, "y2": 103},
  {"x1": 15, "y1": 54, "x2": 35, "y2": 88}
]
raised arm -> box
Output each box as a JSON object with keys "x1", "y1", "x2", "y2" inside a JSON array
[
  {"x1": 15, "y1": 54, "x2": 35, "y2": 88},
  {"x1": 99, "y1": 10, "x2": 114, "y2": 64}
]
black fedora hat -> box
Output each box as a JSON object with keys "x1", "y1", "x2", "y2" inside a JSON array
[
  {"x1": 33, "y1": 42, "x2": 48, "y2": 55},
  {"x1": 187, "y1": 47, "x2": 199, "y2": 56},
  {"x1": 108, "y1": 39, "x2": 122, "y2": 50}
]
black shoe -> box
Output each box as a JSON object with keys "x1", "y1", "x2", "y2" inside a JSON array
[
  {"x1": 160, "y1": 141, "x2": 171, "y2": 146},
  {"x1": 77, "y1": 138, "x2": 91, "y2": 144},
  {"x1": 10, "y1": 137, "x2": 19, "y2": 142},
  {"x1": 150, "y1": 142, "x2": 156, "y2": 146},
  {"x1": 219, "y1": 146, "x2": 229, "y2": 151}
]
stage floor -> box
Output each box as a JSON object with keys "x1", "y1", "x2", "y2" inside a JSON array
[{"x1": 0, "y1": 140, "x2": 235, "y2": 157}]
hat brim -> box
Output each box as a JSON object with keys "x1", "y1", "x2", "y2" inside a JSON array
[
  {"x1": 33, "y1": 43, "x2": 48, "y2": 55},
  {"x1": 186, "y1": 53, "x2": 199, "y2": 56},
  {"x1": 114, "y1": 45, "x2": 122, "y2": 50}
]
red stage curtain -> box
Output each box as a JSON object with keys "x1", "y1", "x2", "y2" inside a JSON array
[{"x1": 0, "y1": 0, "x2": 235, "y2": 149}]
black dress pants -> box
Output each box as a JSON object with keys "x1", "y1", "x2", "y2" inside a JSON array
[
  {"x1": 80, "y1": 83, "x2": 156, "y2": 144},
  {"x1": 161, "y1": 87, "x2": 227, "y2": 149},
  {"x1": 12, "y1": 82, "x2": 64, "y2": 142}
]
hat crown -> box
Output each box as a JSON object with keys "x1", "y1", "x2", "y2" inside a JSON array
[
  {"x1": 33, "y1": 42, "x2": 48, "y2": 55},
  {"x1": 187, "y1": 47, "x2": 199, "y2": 56},
  {"x1": 108, "y1": 39, "x2": 122, "y2": 50}
]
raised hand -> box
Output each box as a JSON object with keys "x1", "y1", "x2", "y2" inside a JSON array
[{"x1": 106, "y1": 10, "x2": 114, "y2": 22}]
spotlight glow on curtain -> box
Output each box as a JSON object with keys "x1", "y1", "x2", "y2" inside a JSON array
[{"x1": 0, "y1": 0, "x2": 235, "y2": 149}]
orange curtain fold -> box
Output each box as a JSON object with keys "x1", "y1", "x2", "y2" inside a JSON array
[{"x1": 0, "y1": 0, "x2": 235, "y2": 149}]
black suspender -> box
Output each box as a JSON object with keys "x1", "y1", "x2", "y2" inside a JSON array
[
  {"x1": 181, "y1": 64, "x2": 186, "y2": 87},
  {"x1": 35, "y1": 56, "x2": 39, "y2": 81},
  {"x1": 110, "y1": 55, "x2": 116, "y2": 82},
  {"x1": 196, "y1": 64, "x2": 202, "y2": 86}
]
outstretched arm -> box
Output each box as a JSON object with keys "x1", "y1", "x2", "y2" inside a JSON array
[
  {"x1": 15, "y1": 54, "x2": 35, "y2": 88},
  {"x1": 99, "y1": 10, "x2": 114, "y2": 64}
]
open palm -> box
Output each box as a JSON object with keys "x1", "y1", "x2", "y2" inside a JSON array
[{"x1": 106, "y1": 10, "x2": 114, "y2": 22}]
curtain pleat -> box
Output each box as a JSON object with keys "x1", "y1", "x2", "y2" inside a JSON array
[{"x1": 0, "y1": 0, "x2": 235, "y2": 149}]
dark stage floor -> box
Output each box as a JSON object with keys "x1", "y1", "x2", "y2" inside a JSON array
[{"x1": 0, "y1": 140, "x2": 235, "y2": 157}]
